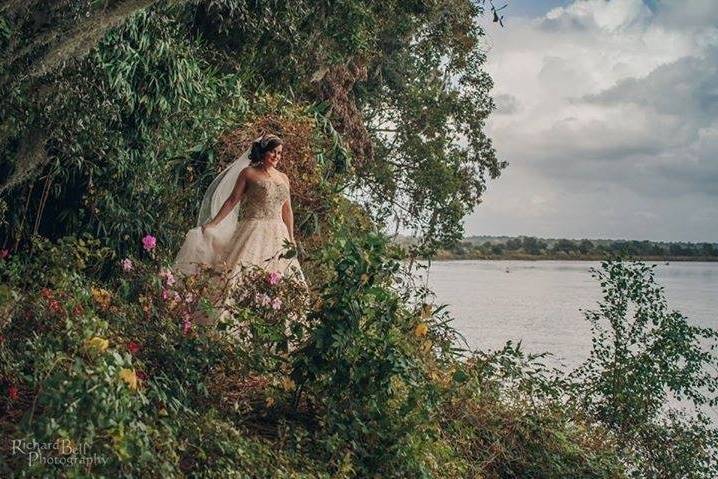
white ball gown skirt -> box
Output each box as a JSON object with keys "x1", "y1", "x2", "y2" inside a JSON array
[{"x1": 172, "y1": 179, "x2": 307, "y2": 326}]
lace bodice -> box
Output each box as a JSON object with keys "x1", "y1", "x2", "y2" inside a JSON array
[{"x1": 238, "y1": 178, "x2": 289, "y2": 220}]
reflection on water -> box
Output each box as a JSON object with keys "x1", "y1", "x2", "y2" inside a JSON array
[{"x1": 416, "y1": 260, "x2": 718, "y2": 371}]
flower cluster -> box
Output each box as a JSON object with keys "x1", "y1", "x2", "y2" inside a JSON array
[
  {"x1": 142, "y1": 234, "x2": 156, "y2": 252},
  {"x1": 90, "y1": 286, "x2": 112, "y2": 311}
]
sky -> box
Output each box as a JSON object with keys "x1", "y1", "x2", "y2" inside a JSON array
[{"x1": 463, "y1": 0, "x2": 718, "y2": 242}]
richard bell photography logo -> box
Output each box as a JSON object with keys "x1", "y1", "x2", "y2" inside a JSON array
[{"x1": 11, "y1": 438, "x2": 107, "y2": 467}]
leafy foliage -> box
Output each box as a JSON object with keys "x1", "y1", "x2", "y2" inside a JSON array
[
  {"x1": 568, "y1": 260, "x2": 718, "y2": 477},
  {"x1": 1, "y1": 0, "x2": 505, "y2": 256},
  {"x1": 0, "y1": 230, "x2": 636, "y2": 478}
]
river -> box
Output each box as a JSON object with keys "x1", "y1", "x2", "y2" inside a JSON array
[{"x1": 418, "y1": 260, "x2": 718, "y2": 371}]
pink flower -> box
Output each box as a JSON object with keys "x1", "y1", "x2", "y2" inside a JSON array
[
  {"x1": 161, "y1": 289, "x2": 170, "y2": 301},
  {"x1": 0, "y1": 249, "x2": 9, "y2": 260},
  {"x1": 8, "y1": 385, "x2": 19, "y2": 401},
  {"x1": 271, "y1": 297, "x2": 282, "y2": 310},
  {"x1": 182, "y1": 319, "x2": 192, "y2": 335},
  {"x1": 172, "y1": 291, "x2": 181, "y2": 301},
  {"x1": 159, "y1": 267, "x2": 176, "y2": 286},
  {"x1": 254, "y1": 293, "x2": 272, "y2": 307},
  {"x1": 184, "y1": 292, "x2": 194, "y2": 303},
  {"x1": 120, "y1": 258, "x2": 133, "y2": 272},
  {"x1": 267, "y1": 271, "x2": 283, "y2": 286},
  {"x1": 142, "y1": 234, "x2": 157, "y2": 251}
]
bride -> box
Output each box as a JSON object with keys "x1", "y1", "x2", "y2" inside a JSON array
[{"x1": 172, "y1": 133, "x2": 306, "y2": 323}]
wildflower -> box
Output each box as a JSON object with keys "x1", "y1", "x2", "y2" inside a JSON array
[
  {"x1": 40, "y1": 287, "x2": 54, "y2": 300},
  {"x1": 414, "y1": 322, "x2": 429, "y2": 337},
  {"x1": 182, "y1": 319, "x2": 192, "y2": 335},
  {"x1": 159, "y1": 267, "x2": 175, "y2": 286},
  {"x1": 90, "y1": 286, "x2": 112, "y2": 310},
  {"x1": 255, "y1": 293, "x2": 272, "y2": 307},
  {"x1": 184, "y1": 292, "x2": 194, "y2": 303},
  {"x1": 267, "y1": 271, "x2": 283, "y2": 286},
  {"x1": 136, "y1": 370, "x2": 148, "y2": 382},
  {"x1": 72, "y1": 303, "x2": 84, "y2": 317},
  {"x1": 85, "y1": 336, "x2": 109, "y2": 353},
  {"x1": 8, "y1": 385, "x2": 19, "y2": 401},
  {"x1": 0, "y1": 249, "x2": 8, "y2": 259},
  {"x1": 271, "y1": 297, "x2": 282, "y2": 310},
  {"x1": 161, "y1": 289, "x2": 170, "y2": 301},
  {"x1": 127, "y1": 341, "x2": 141, "y2": 354},
  {"x1": 141, "y1": 234, "x2": 157, "y2": 251},
  {"x1": 120, "y1": 258, "x2": 133, "y2": 272},
  {"x1": 48, "y1": 299, "x2": 63, "y2": 315},
  {"x1": 119, "y1": 368, "x2": 138, "y2": 390}
]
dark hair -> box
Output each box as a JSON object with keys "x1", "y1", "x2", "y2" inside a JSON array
[{"x1": 249, "y1": 134, "x2": 283, "y2": 164}]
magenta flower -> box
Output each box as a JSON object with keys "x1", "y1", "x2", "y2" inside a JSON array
[
  {"x1": 142, "y1": 234, "x2": 157, "y2": 251},
  {"x1": 271, "y1": 297, "x2": 282, "y2": 310},
  {"x1": 161, "y1": 288, "x2": 170, "y2": 301},
  {"x1": 120, "y1": 258, "x2": 133, "y2": 272},
  {"x1": 267, "y1": 271, "x2": 283, "y2": 286}
]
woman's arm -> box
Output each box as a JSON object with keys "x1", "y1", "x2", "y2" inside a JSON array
[
  {"x1": 203, "y1": 168, "x2": 248, "y2": 231},
  {"x1": 281, "y1": 181, "x2": 295, "y2": 243}
]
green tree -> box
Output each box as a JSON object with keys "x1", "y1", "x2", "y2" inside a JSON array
[
  {"x1": 522, "y1": 236, "x2": 545, "y2": 255},
  {"x1": 578, "y1": 239, "x2": 594, "y2": 255},
  {"x1": 552, "y1": 238, "x2": 576, "y2": 254},
  {"x1": 505, "y1": 237, "x2": 522, "y2": 250},
  {"x1": 0, "y1": 0, "x2": 505, "y2": 257},
  {"x1": 569, "y1": 260, "x2": 718, "y2": 477}
]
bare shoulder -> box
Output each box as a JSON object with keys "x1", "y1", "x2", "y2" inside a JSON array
[{"x1": 239, "y1": 165, "x2": 258, "y2": 181}]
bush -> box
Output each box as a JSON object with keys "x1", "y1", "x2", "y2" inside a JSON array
[
  {"x1": 568, "y1": 260, "x2": 718, "y2": 478},
  {"x1": 3, "y1": 234, "x2": 712, "y2": 478}
]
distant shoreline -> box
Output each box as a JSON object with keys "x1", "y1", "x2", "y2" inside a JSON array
[
  {"x1": 423, "y1": 254, "x2": 718, "y2": 262},
  {"x1": 393, "y1": 235, "x2": 718, "y2": 262}
]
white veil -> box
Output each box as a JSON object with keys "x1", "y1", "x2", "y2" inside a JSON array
[{"x1": 172, "y1": 139, "x2": 257, "y2": 277}]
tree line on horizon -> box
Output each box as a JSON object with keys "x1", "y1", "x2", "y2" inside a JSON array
[{"x1": 436, "y1": 235, "x2": 718, "y2": 259}]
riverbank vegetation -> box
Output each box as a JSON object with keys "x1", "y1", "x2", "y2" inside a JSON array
[{"x1": 1, "y1": 1, "x2": 717, "y2": 477}]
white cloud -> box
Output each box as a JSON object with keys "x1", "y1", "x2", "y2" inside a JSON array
[{"x1": 467, "y1": 0, "x2": 718, "y2": 241}]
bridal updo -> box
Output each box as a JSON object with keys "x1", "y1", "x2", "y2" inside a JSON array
[{"x1": 249, "y1": 134, "x2": 283, "y2": 164}]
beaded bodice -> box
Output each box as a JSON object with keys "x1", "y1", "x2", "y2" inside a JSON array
[{"x1": 239, "y1": 178, "x2": 289, "y2": 220}]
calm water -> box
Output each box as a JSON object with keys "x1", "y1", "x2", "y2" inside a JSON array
[{"x1": 416, "y1": 260, "x2": 718, "y2": 371}]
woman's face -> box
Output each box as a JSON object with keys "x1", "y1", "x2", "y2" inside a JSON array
[{"x1": 263, "y1": 144, "x2": 283, "y2": 168}]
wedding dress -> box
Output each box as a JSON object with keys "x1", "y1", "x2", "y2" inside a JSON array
[{"x1": 172, "y1": 140, "x2": 306, "y2": 324}]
